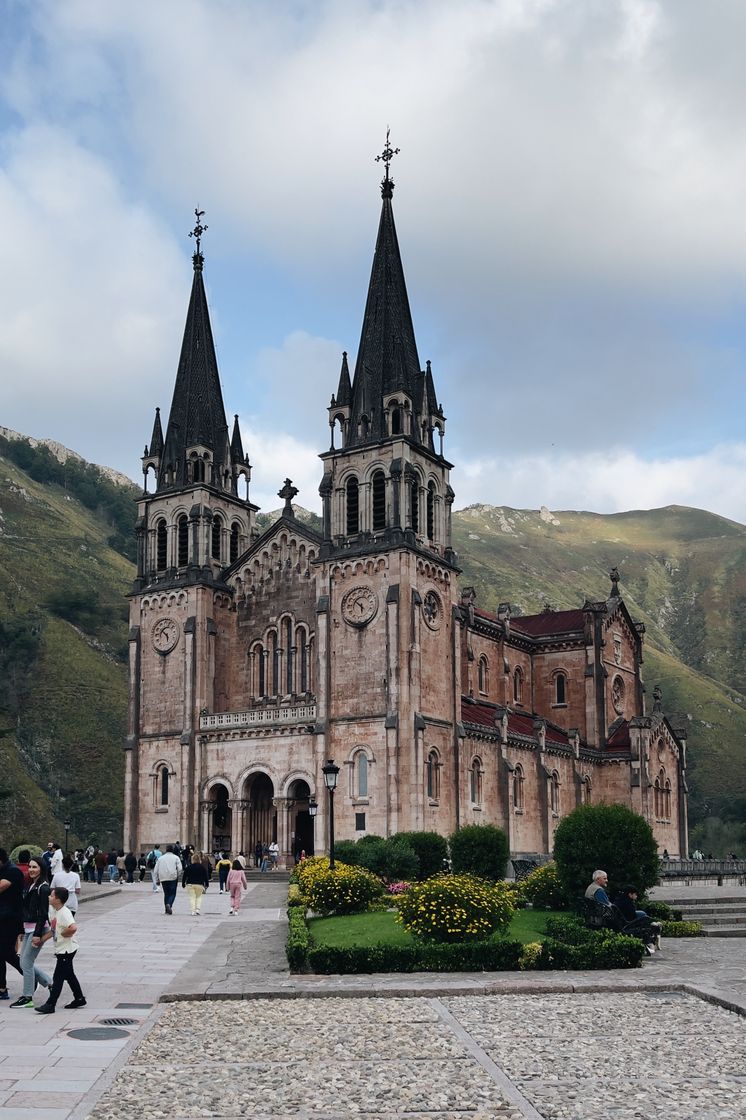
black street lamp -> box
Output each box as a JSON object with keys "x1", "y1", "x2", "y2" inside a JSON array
[
  {"x1": 308, "y1": 797, "x2": 318, "y2": 858},
  {"x1": 321, "y1": 760, "x2": 340, "y2": 869},
  {"x1": 64, "y1": 818, "x2": 71, "y2": 854}
]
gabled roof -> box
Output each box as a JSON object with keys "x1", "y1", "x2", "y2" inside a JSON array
[
  {"x1": 606, "y1": 720, "x2": 631, "y2": 750},
  {"x1": 223, "y1": 509, "x2": 323, "y2": 581},
  {"x1": 510, "y1": 609, "x2": 586, "y2": 637},
  {"x1": 461, "y1": 698, "x2": 570, "y2": 746},
  {"x1": 158, "y1": 253, "x2": 230, "y2": 489}
]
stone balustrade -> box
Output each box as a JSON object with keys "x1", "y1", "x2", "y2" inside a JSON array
[{"x1": 199, "y1": 703, "x2": 317, "y2": 731}]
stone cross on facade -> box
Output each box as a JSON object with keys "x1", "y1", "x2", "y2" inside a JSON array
[{"x1": 278, "y1": 477, "x2": 298, "y2": 515}]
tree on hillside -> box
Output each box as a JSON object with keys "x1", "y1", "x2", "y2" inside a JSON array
[{"x1": 553, "y1": 803, "x2": 660, "y2": 901}]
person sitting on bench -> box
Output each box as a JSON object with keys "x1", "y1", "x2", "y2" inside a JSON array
[
  {"x1": 612, "y1": 884, "x2": 662, "y2": 955},
  {"x1": 584, "y1": 869, "x2": 612, "y2": 906}
]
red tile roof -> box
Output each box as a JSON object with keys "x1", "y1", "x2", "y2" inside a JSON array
[
  {"x1": 606, "y1": 721, "x2": 631, "y2": 749},
  {"x1": 510, "y1": 609, "x2": 586, "y2": 637},
  {"x1": 460, "y1": 699, "x2": 569, "y2": 745}
]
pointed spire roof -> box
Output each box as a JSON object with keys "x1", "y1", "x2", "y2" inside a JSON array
[
  {"x1": 346, "y1": 143, "x2": 425, "y2": 447},
  {"x1": 157, "y1": 211, "x2": 230, "y2": 490},
  {"x1": 334, "y1": 351, "x2": 352, "y2": 408},
  {"x1": 148, "y1": 407, "x2": 164, "y2": 458},
  {"x1": 230, "y1": 414, "x2": 245, "y2": 463}
]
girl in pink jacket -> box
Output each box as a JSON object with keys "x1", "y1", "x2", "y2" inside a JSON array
[{"x1": 227, "y1": 862, "x2": 247, "y2": 915}]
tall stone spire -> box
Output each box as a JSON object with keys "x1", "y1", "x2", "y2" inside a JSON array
[
  {"x1": 157, "y1": 209, "x2": 231, "y2": 491},
  {"x1": 345, "y1": 131, "x2": 439, "y2": 451}
]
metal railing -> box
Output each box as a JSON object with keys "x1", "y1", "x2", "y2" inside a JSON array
[{"x1": 660, "y1": 859, "x2": 746, "y2": 885}]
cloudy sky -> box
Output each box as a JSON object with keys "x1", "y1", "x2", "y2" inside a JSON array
[{"x1": 3, "y1": 0, "x2": 746, "y2": 521}]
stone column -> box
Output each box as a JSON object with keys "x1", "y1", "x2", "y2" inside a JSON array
[
  {"x1": 199, "y1": 800, "x2": 213, "y2": 853},
  {"x1": 274, "y1": 797, "x2": 292, "y2": 868}
]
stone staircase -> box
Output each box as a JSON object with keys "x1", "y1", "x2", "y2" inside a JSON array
[{"x1": 667, "y1": 895, "x2": 746, "y2": 937}]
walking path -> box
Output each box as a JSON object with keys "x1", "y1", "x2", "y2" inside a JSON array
[{"x1": 1, "y1": 879, "x2": 745, "y2": 1119}]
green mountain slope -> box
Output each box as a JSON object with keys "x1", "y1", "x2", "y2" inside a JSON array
[
  {"x1": 453, "y1": 503, "x2": 746, "y2": 818},
  {"x1": 0, "y1": 438, "x2": 136, "y2": 849},
  {"x1": 1, "y1": 432, "x2": 744, "y2": 846}
]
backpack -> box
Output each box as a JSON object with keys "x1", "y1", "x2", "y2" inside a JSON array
[{"x1": 146, "y1": 851, "x2": 157, "y2": 869}]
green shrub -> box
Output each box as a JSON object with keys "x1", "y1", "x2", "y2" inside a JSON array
[
  {"x1": 392, "y1": 831, "x2": 448, "y2": 879},
  {"x1": 553, "y1": 804, "x2": 660, "y2": 901},
  {"x1": 449, "y1": 824, "x2": 509, "y2": 880},
  {"x1": 539, "y1": 931, "x2": 645, "y2": 969},
  {"x1": 297, "y1": 859, "x2": 383, "y2": 916},
  {"x1": 643, "y1": 900, "x2": 682, "y2": 922},
  {"x1": 10, "y1": 844, "x2": 44, "y2": 863},
  {"x1": 503, "y1": 879, "x2": 528, "y2": 908},
  {"x1": 518, "y1": 941, "x2": 545, "y2": 970},
  {"x1": 397, "y1": 873, "x2": 514, "y2": 943},
  {"x1": 286, "y1": 907, "x2": 311, "y2": 970},
  {"x1": 287, "y1": 884, "x2": 304, "y2": 907},
  {"x1": 660, "y1": 920, "x2": 704, "y2": 937},
  {"x1": 332, "y1": 840, "x2": 361, "y2": 866},
  {"x1": 306, "y1": 938, "x2": 524, "y2": 974},
  {"x1": 522, "y1": 862, "x2": 568, "y2": 910},
  {"x1": 544, "y1": 913, "x2": 590, "y2": 945}
]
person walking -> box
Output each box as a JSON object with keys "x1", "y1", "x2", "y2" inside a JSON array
[
  {"x1": 50, "y1": 856, "x2": 81, "y2": 915},
  {"x1": 0, "y1": 848, "x2": 24, "y2": 1001},
  {"x1": 154, "y1": 846, "x2": 182, "y2": 915},
  {"x1": 269, "y1": 840, "x2": 279, "y2": 870},
  {"x1": 106, "y1": 849, "x2": 119, "y2": 884},
  {"x1": 115, "y1": 851, "x2": 126, "y2": 883},
  {"x1": 227, "y1": 860, "x2": 247, "y2": 915},
  {"x1": 35, "y1": 887, "x2": 86, "y2": 1013},
  {"x1": 137, "y1": 853, "x2": 148, "y2": 882},
  {"x1": 236, "y1": 851, "x2": 247, "y2": 870},
  {"x1": 124, "y1": 852, "x2": 137, "y2": 884},
  {"x1": 12, "y1": 857, "x2": 52, "y2": 1008},
  {"x1": 182, "y1": 853, "x2": 210, "y2": 916},
  {"x1": 254, "y1": 841, "x2": 263, "y2": 869},
  {"x1": 216, "y1": 853, "x2": 232, "y2": 894},
  {"x1": 147, "y1": 846, "x2": 162, "y2": 890},
  {"x1": 49, "y1": 843, "x2": 63, "y2": 878},
  {"x1": 94, "y1": 849, "x2": 106, "y2": 885}
]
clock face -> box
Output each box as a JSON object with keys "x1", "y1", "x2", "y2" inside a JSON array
[
  {"x1": 422, "y1": 590, "x2": 442, "y2": 630},
  {"x1": 341, "y1": 586, "x2": 378, "y2": 628},
  {"x1": 152, "y1": 617, "x2": 180, "y2": 655}
]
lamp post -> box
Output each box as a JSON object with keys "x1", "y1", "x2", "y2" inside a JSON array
[
  {"x1": 308, "y1": 797, "x2": 318, "y2": 858},
  {"x1": 64, "y1": 818, "x2": 71, "y2": 855},
  {"x1": 321, "y1": 759, "x2": 340, "y2": 869}
]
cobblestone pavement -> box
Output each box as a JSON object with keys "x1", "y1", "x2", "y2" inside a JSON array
[
  {"x1": 2, "y1": 880, "x2": 746, "y2": 1120},
  {"x1": 89, "y1": 991, "x2": 746, "y2": 1120}
]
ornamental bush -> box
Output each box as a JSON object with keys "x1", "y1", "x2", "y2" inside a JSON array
[
  {"x1": 286, "y1": 906, "x2": 311, "y2": 970},
  {"x1": 660, "y1": 920, "x2": 704, "y2": 937},
  {"x1": 553, "y1": 803, "x2": 660, "y2": 901},
  {"x1": 392, "y1": 831, "x2": 449, "y2": 879},
  {"x1": 296, "y1": 857, "x2": 383, "y2": 916},
  {"x1": 10, "y1": 844, "x2": 44, "y2": 863},
  {"x1": 522, "y1": 862, "x2": 569, "y2": 910},
  {"x1": 396, "y1": 873, "x2": 514, "y2": 943},
  {"x1": 306, "y1": 938, "x2": 524, "y2": 974},
  {"x1": 449, "y1": 824, "x2": 509, "y2": 881}
]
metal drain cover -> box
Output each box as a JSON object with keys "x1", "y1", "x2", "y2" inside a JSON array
[
  {"x1": 100, "y1": 1017, "x2": 139, "y2": 1026},
  {"x1": 68, "y1": 1027, "x2": 130, "y2": 1041}
]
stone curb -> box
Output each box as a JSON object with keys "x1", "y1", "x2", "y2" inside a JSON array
[{"x1": 79, "y1": 887, "x2": 123, "y2": 905}]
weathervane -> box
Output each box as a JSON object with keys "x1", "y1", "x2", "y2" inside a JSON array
[
  {"x1": 189, "y1": 207, "x2": 208, "y2": 256},
  {"x1": 375, "y1": 127, "x2": 400, "y2": 196}
]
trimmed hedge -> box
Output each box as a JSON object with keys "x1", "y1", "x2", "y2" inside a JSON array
[
  {"x1": 644, "y1": 900, "x2": 683, "y2": 922},
  {"x1": 450, "y1": 824, "x2": 509, "y2": 881},
  {"x1": 305, "y1": 938, "x2": 524, "y2": 974},
  {"x1": 543, "y1": 913, "x2": 646, "y2": 968},
  {"x1": 286, "y1": 907, "x2": 311, "y2": 970},
  {"x1": 660, "y1": 920, "x2": 704, "y2": 937},
  {"x1": 287, "y1": 884, "x2": 304, "y2": 907},
  {"x1": 392, "y1": 831, "x2": 448, "y2": 880},
  {"x1": 554, "y1": 803, "x2": 660, "y2": 901}
]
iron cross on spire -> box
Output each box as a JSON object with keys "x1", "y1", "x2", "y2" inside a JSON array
[
  {"x1": 189, "y1": 207, "x2": 208, "y2": 255},
  {"x1": 375, "y1": 127, "x2": 400, "y2": 196}
]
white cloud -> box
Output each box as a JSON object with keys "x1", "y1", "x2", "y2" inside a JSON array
[
  {"x1": 242, "y1": 425, "x2": 322, "y2": 515},
  {"x1": 454, "y1": 442, "x2": 746, "y2": 524}
]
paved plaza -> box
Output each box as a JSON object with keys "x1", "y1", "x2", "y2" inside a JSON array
[{"x1": 0, "y1": 881, "x2": 744, "y2": 1119}]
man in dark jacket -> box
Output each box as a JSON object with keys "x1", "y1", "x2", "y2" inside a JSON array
[{"x1": 0, "y1": 849, "x2": 24, "y2": 999}]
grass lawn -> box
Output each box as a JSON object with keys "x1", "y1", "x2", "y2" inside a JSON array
[{"x1": 309, "y1": 907, "x2": 553, "y2": 948}]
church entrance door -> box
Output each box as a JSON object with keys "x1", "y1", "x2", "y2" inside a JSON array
[
  {"x1": 244, "y1": 773, "x2": 276, "y2": 861},
  {"x1": 287, "y1": 779, "x2": 314, "y2": 860},
  {"x1": 210, "y1": 783, "x2": 232, "y2": 855}
]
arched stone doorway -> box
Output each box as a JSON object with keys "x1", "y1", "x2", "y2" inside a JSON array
[
  {"x1": 244, "y1": 773, "x2": 276, "y2": 863},
  {"x1": 287, "y1": 778, "x2": 314, "y2": 861},
  {"x1": 210, "y1": 783, "x2": 232, "y2": 855}
]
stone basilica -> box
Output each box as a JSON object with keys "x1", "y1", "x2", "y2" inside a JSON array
[{"x1": 123, "y1": 155, "x2": 688, "y2": 865}]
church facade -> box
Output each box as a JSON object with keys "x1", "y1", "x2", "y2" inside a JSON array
[{"x1": 123, "y1": 167, "x2": 689, "y2": 864}]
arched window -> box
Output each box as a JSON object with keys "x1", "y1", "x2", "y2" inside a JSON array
[
  {"x1": 478, "y1": 656, "x2": 489, "y2": 695},
  {"x1": 191, "y1": 454, "x2": 205, "y2": 483},
  {"x1": 513, "y1": 764, "x2": 524, "y2": 811},
  {"x1": 426, "y1": 749, "x2": 440, "y2": 800},
  {"x1": 346, "y1": 476, "x2": 359, "y2": 535},
  {"x1": 555, "y1": 672, "x2": 567, "y2": 705},
  {"x1": 297, "y1": 625, "x2": 308, "y2": 693},
  {"x1": 470, "y1": 757, "x2": 483, "y2": 805},
  {"x1": 665, "y1": 778, "x2": 672, "y2": 821},
  {"x1": 257, "y1": 644, "x2": 266, "y2": 698},
  {"x1": 550, "y1": 770, "x2": 560, "y2": 815},
  {"x1": 356, "y1": 751, "x2": 368, "y2": 798},
  {"x1": 372, "y1": 471, "x2": 386, "y2": 532},
  {"x1": 284, "y1": 617, "x2": 293, "y2": 694},
  {"x1": 513, "y1": 667, "x2": 523, "y2": 704},
  {"x1": 427, "y1": 481, "x2": 435, "y2": 541},
  {"x1": 177, "y1": 514, "x2": 189, "y2": 567},
  {"x1": 411, "y1": 478, "x2": 420, "y2": 534},
  {"x1": 582, "y1": 776, "x2": 591, "y2": 805},
  {"x1": 230, "y1": 521, "x2": 240, "y2": 564},
  {"x1": 269, "y1": 631, "x2": 279, "y2": 695},
  {"x1": 391, "y1": 406, "x2": 402, "y2": 435},
  {"x1": 211, "y1": 514, "x2": 222, "y2": 561},
  {"x1": 156, "y1": 519, "x2": 167, "y2": 571},
  {"x1": 159, "y1": 765, "x2": 169, "y2": 806}
]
